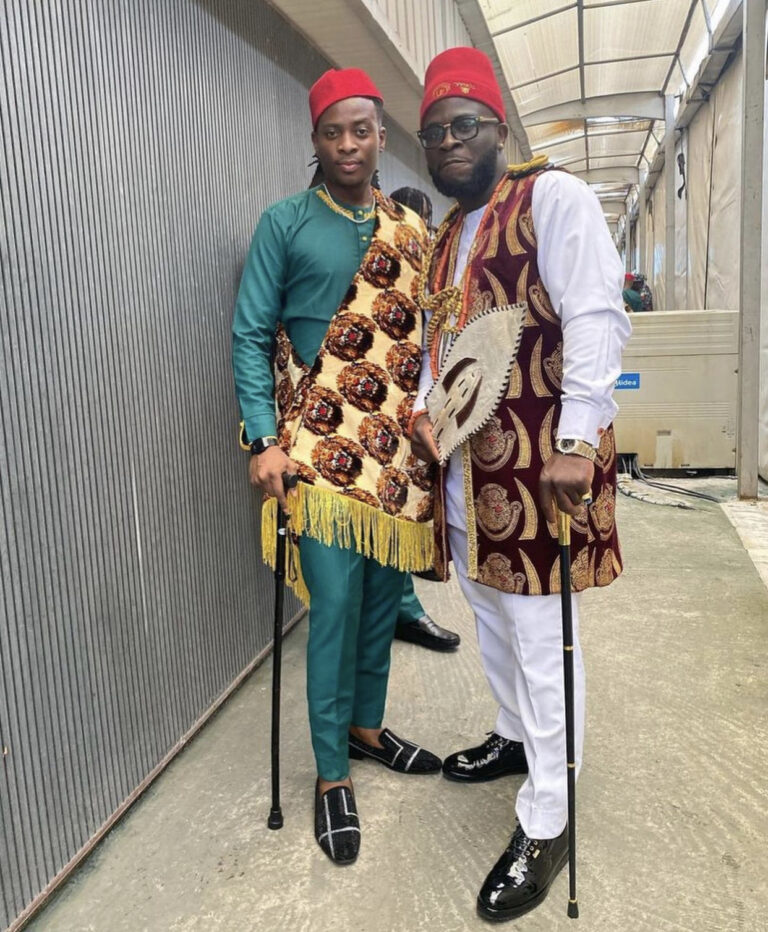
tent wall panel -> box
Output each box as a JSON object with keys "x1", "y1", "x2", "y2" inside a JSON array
[{"x1": 705, "y1": 50, "x2": 743, "y2": 311}]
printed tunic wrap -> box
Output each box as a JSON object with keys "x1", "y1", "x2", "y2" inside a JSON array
[{"x1": 262, "y1": 192, "x2": 435, "y2": 603}]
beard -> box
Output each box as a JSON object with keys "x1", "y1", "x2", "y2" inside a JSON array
[{"x1": 428, "y1": 146, "x2": 499, "y2": 201}]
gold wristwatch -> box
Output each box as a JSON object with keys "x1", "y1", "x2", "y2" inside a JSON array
[{"x1": 555, "y1": 437, "x2": 598, "y2": 462}]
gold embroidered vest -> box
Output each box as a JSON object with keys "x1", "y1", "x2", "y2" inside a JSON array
[{"x1": 425, "y1": 165, "x2": 623, "y2": 595}]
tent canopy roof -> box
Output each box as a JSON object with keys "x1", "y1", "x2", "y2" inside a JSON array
[{"x1": 478, "y1": 0, "x2": 736, "y2": 216}]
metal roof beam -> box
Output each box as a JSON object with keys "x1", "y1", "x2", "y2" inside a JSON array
[
  {"x1": 521, "y1": 92, "x2": 665, "y2": 126},
  {"x1": 574, "y1": 166, "x2": 640, "y2": 183},
  {"x1": 510, "y1": 54, "x2": 674, "y2": 91},
  {"x1": 490, "y1": 3, "x2": 576, "y2": 38}
]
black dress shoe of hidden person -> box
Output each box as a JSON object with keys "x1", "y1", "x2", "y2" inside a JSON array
[
  {"x1": 314, "y1": 780, "x2": 360, "y2": 865},
  {"x1": 442, "y1": 732, "x2": 528, "y2": 782},
  {"x1": 394, "y1": 613, "x2": 460, "y2": 652},
  {"x1": 348, "y1": 728, "x2": 442, "y2": 774},
  {"x1": 477, "y1": 823, "x2": 568, "y2": 922}
]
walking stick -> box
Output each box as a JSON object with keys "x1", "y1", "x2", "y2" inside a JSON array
[
  {"x1": 558, "y1": 509, "x2": 579, "y2": 919},
  {"x1": 267, "y1": 472, "x2": 299, "y2": 830}
]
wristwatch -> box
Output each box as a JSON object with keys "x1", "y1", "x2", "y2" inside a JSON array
[
  {"x1": 554, "y1": 437, "x2": 597, "y2": 462},
  {"x1": 250, "y1": 435, "x2": 278, "y2": 456}
]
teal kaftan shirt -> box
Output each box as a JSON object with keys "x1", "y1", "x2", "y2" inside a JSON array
[{"x1": 232, "y1": 187, "x2": 375, "y2": 441}]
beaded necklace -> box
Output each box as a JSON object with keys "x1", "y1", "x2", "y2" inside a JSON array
[{"x1": 316, "y1": 184, "x2": 376, "y2": 223}]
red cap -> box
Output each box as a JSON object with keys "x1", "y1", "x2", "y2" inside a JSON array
[
  {"x1": 421, "y1": 47, "x2": 506, "y2": 124},
  {"x1": 309, "y1": 68, "x2": 383, "y2": 127}
]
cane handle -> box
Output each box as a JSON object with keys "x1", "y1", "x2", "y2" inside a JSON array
[{"x1": 557, "y1": 511, "x2": 571, "y2": 546}]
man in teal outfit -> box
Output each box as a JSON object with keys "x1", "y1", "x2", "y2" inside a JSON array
[{"x1": 232, "y1": 68, "x2": 441, "y2": 866}]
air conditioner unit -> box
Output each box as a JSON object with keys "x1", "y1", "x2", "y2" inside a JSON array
[{"x1": 613, "y1": 309, "x2": 738, "y2": 470}]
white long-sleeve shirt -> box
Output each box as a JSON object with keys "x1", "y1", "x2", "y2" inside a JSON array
[{"x1": 415, "y1": 169, "x2": 631, "y2": 447}]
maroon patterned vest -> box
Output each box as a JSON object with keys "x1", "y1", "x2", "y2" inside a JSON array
[{"x1": 429, "y1": 167, "x2": 623, "y2": 595}]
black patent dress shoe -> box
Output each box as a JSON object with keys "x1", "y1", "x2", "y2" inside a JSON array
[
  {"x1": 314, "y1": 780, "x2": 360, "y2": 865},
  {"x1": 411, "y1": 567, "x2": 443, "y2": 582},
  {"x1": 348, "y1": 728, "x2": 442, "y2": 773},
  {"x1": 442, "y1": 732, "x2": 528, "y2": 782},
  {"x1": 394, "y1": 614, "x2": 460, "y2": 652},
  {"x1": 477, "y1": 823, "x2": 568, "y2": 921}
]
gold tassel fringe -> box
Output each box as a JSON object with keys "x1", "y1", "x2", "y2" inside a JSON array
[
  {"x1": 260, "y1": 484, "x2": 435, "y2": 607},
  {"x1": 507, "y1": 154, "x2": 549, "y2": 176}
]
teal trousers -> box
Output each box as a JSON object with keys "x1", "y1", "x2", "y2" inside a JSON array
[
  {"x1": 397, "y1": 575, "x2": 425, "y2": 624},
  {"x1": 299, "y1": 533, "x2": 406, "y2": 781}
]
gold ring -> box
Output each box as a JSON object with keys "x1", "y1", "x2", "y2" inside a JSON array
[{"x1": 581, "y1": 493, "x2": 593, "y2": 504}]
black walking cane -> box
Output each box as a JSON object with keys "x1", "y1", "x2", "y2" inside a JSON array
[
  {"x1": 558, "y1": 508, "x2": 579, "y2": 919},
  {"x1": 267, "y1": 472, "x2": 299, "y2": 830}
]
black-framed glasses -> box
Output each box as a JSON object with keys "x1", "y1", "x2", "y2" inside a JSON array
[{"x1": 417, "y1": 115, "x2": 500, "y2": 149}]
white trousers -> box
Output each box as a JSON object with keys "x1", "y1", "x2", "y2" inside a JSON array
[{"x1": 446, "y1": 457, "x2": 586, "y2": 839}]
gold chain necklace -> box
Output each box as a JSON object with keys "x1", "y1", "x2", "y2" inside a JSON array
[
  {"x1": 316, "y1": 184, "x2": 376, "y2": 223},
  {"x1": 418, "y1": 205, "x2": 463, "y2": 346},
  {"x1": 417, "y1": 160, "x2": 546, "y2": 346}
]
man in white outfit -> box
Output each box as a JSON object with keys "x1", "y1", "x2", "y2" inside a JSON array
[{"x1": 410, "y1": 47, "x2": 631, "y2": 921}]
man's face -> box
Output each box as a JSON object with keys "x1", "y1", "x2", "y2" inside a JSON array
[
  {"x1": 312, "y1": 97, "x2": 385, "y2": 193},
  {"x1": 421, "y1": 97, "x2": 507, "y2": 202}
]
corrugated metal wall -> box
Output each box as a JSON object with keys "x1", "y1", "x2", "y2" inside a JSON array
[
  {"x1": 0, "y1": 1, "x2": 444, "y2": 927},
  {"x1": 377, "y1": 0, "x2": 471, "y2": 82}
]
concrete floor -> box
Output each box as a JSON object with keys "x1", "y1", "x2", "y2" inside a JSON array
[{"x1": 28, "y1": 491, "x2": 768, "y2": 932}]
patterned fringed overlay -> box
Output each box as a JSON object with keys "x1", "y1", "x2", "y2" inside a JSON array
[{"x1": 261, "y1": 483, "x2": 434, "y2": 606}]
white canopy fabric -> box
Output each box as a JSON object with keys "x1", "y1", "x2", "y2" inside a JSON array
[{"x1": 478, "y1": 0, "x2": 734, "y2": 220}]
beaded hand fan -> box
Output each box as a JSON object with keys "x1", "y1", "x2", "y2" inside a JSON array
[{"x1": 425, "y1": 303, "x2": 526, "y2": 466}]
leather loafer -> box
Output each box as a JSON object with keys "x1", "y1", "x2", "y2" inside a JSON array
[
  {"x1": 394, "y1": 614, "x2": 460, "y2": 652},
  {"x1": 348, "y1": 728, "x2": 442, "y2": 773},
  {"x1": 442, "y1": 732, "x2": 528, "y2": 782},
  {"x1": 477, "y1": 823, "x2": 568, "y2": 921},
  {"x1": 314, "y1": 780, "x2": 360, "y2": 865}
]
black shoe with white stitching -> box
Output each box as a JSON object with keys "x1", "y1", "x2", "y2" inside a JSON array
[
  {"x1": 442, "y1": 732, "x2": 528, "y2": 783},
  {"x1": 348, "y1": 728, "x2": 441, "y2": 774},
  {"x1": 314, "y1": 780, "x2": 360, "y2": 865}
]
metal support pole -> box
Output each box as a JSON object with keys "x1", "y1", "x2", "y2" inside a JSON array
[
  {"x1": 638, "y1": 183, "x2": 647, "y2": 278},
  {"x1": 625, "y1": 209, "x2": 632, "y2": 272},
  {"x1": 737, "y1": 0, "x2": 765, "y2": 499},
  {"x1": 664, "y1": 94, "x2": 676, "y2": 309}
]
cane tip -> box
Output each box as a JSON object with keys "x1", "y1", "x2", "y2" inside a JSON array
[
  {"x1": 267, "y1": 809, "x2": 284, "y2": 830},
  {"x1": 567, "y1": 900, "x2": 579, "y2": 919}
]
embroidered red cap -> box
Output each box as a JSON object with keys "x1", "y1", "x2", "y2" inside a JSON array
[
  {"x1": 421, "y1": 47, "x2": 506, "y2": 124},
  {"x1": 309, "y1": 68, "x2": 383, "y2": 127}
]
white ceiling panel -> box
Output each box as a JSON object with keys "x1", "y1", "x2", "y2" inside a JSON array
[
  {"x1": 587, "y1": 118, "x2": 652, "y2": 135},
  {"x1": 541, "y1": 138, "x2": 588, "y2": 163},
  {"x1": 588, "y1": 130, "x2": 649, "y2": 158},
  {"x1": 583, "y1": 0, "x2": 690, "y2": 62},
  {"x1": 481, "y1": 0, "x2": 575, "y2": 38},
  {"x1": 591, "y1": 182, "x2": 633, "y2": 196},
  {"x1": 585, "y1": 57, "x2": 672, "y2": 97},
  {"x1": 527, "y1": 120, "x2": 584, "y2": 148},
  {"x1": 495, "y1": 7, "x2": 580, "y2": 90},
  {"x1": 513, "y1": 70, "x2": 583, "y2": 116},
  {"x1": 589, "y1": 155, "x2": 641, "y2": 168},
  {"x1": 561, "y1": 159, "x2": 588, "y2": 174}
]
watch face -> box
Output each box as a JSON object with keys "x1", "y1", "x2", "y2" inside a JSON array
[
  {"x1": 558, "y1": 439, "x2": 575, "y2": 452},
  {"x1": 251, "y1": 438, "x2": 273, "y2": 455}
]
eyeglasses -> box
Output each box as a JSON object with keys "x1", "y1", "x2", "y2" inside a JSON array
[{"x1": 417, "y1": 115, "x2": 500, "y2": 149}]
